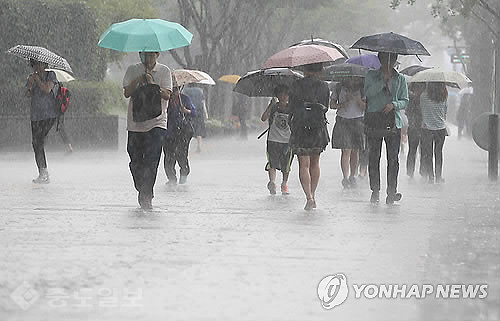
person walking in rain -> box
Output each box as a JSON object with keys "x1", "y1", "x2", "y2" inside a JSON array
[
  {"x1": 330, "y1": 77, "x2": 366, "y2": 189},
  {"x1": 261, "y1": 85, "x2": 293, "y2": 195},
  {"x1": 420, "y1": 82, "x2": 448, "y2": 183},
  {"x1": 25, "y1": 59, "x2": 59, "y2": 184},
  {"x1": 123, "y1": 52, "x2": 172, "y2": 209},
  {"x1": 163, "y1": 80, "x2": 196, "y2": 185},
  {"x1": 406, "y1": 82, "x2": 425, "y2": 178},
  {"x1": 364, "y1": 52, "x2": 408, "y2": 204},
  {"x1": 183, "y1": 84, "x2": 207, "y2": 152},
  {"x1": 289, "y1": 62, "x2": 330, "y2": 210}
]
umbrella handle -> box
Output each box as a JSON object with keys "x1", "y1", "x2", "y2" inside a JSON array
[{"x1": 257, "y1": 128, "x2": 269, "y2": 139}]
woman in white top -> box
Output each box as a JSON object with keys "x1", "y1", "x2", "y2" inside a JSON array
[
  {"x1": 419, "y1": 82, "x2": 448, "y2": 183},
  {"x1": 330, "y1": 77, "x2": 366, "y2": 188}
]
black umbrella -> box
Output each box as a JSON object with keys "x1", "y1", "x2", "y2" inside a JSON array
[
  {"x1": 233, "y1": 68, "x2": 303, "y2": 97},
  {"x1": 400, "y1": 65, "x2": 432, "y2": 76},
  {"x1": 291, "y1": 38, "x2": 349, "y2": 59},
  {"x1": 322, "y1": 63, "x2": 368, "y2": 81},
  {"x1": 350, "y1": 32, "x2": 430, "y2": 56}
]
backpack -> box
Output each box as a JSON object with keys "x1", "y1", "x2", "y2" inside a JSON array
[{"x1": 56, "y1": 83, "x2": 71, "y2": 113}]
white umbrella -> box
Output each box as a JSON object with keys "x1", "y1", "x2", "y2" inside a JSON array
[
  {"x1": 173, "y1": 69, "x2": 215, "y2": 86},
  {"x1": 46, "y1": 69, "x2": 75, "y2": 82},
  {"x1": 408, "y1": 68, "x2": 472, "y2": 89}
]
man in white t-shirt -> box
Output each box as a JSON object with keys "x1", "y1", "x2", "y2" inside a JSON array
[{"x1": 123, "y1": 52, "x2": 172, "y2": 209}]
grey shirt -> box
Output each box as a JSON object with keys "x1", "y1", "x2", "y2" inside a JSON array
[{"x1": 28, "y1": 71, "x2": 58, "y2": 121}]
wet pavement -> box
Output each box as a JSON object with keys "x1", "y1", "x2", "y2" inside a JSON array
[{"x1": 0, "y1": 125, "x2": 498, "y2": 321}]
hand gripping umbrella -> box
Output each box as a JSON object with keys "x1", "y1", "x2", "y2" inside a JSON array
[{"x1": 7, "y1": 45, "x2": 73, "y2": 73}]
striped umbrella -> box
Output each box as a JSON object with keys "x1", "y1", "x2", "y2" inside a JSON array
[{"x1": 7, "y1": 45, "x2": 73, "y2": 73}]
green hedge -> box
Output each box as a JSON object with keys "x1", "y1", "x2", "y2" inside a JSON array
[
  {"x1": 0, "y1": 0, "x2": 106, "y2": 85},
  {"x1": 65, "y1": 81, "x2": 127, "y2": 116},
  {"x1": 0, "y1": 80, "x2": 126, "y2": 117}
]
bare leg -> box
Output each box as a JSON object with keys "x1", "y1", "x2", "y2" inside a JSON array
[
  {"x1": 282, "y1": 171, "x2": 289, "y2": 185},
  {"x1": 309, "y1": 154, "x2": 321, "y2": 200},
  {"x1": 196, "y1": 136, "x2": 202, "y2": 152},
  {"x1": 341, "y1": 149, "x2": 351, "y2": 179},
  {"x1": 268, "y1": 168, "x2": 276, "y2": 183},
  {"x1": 298, "y1": 156, "x2": 313, "y2": 200},
  {"x1": 350, "y1": 149, "x2": 359, "y2": 177}
]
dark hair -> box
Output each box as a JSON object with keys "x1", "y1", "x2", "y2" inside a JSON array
[
  {"x1": 303, "y1": 62, "x2": 323, "y2": 72},
  {"x1": 378, "y1": 52, "x2": 398, "y2": 66},
  {"x1": 427, "y1": 82, "x2": 448, "y2": 103},
  {"x1": 30, "y1": 59, "x2": 48, "y2": 68},
  {"x1": 274, "y1": 84, "x2": 288, "y2": 96}
]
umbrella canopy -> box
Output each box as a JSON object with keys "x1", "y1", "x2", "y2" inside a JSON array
[
  {"x1": 322, "y1": 63, "x2": 368, "y2": 81},
  {"x1": 218, "y1": 74, "x2": 241, "y2": 84},
  {"x1": 408, "y1": 68, "x2": 472, "y2": 89},
  {"x1": 345, "y1": 54, "x2": 381, "y2": 69},
  {"x1": 98, "y1": 18, "x2": 193, "y2": 52},
  {"x1": 233, "y1": 68, "x2": 303, "y2": 97},
  {"x1": 400, "y1": 65, "x2": 432, "y2": 76},
  {"x1": 350, "y1": 32, "x2": 430, "y2": 56},
  {"x1": 46, "y1": 69, "x2": 75, "y2": 82},
  {"x1": 263, "y1": 44, "x2": 344, "y2": 69},
  {"x1": 7, "y1": 45, "x2": 73, "y2": 73},
  {"x1": 291, "y1": 38, "x2": 349, "y2": 59},
  {"x1": 173, "y1": 69, "x2": 215, "y2": 86}
]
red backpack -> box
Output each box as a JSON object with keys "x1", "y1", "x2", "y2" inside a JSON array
[{"x1": 56, "y1": 84, "x2": 71, "y2": 113}]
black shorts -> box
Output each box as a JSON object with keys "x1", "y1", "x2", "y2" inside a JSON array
[{"x1": 266, "y1": 141, "x2": 293, "y2": 173}]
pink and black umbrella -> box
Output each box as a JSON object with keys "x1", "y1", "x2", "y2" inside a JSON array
[{"x1": 263, "y1": 44, "x2": 344, "y2": 69}]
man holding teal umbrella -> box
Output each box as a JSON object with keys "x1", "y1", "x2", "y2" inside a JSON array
[{"x1": 99, "y1": 18, "x2": 193, "y2": 210}]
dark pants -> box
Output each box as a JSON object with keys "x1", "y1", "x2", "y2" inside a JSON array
[
  {"x1": 31, "y1": 118, "x2": 56, "y2": 170},
  {"x1": 368, "y1": 129, "x2": 401, "y2": 195},
  {"x1": 406, "y1": 126, "x2": 421, "y2": 177},
  {"x1": 56, "y1": 114, "x2": 71, "y2": 145},
  {"x1": 163, "y1": 134, "x2": 191, "y2": 181},
  {"x1": 359, "y1": 134, "x2": 369, "y2": 168},
  {"x1": 127, "y1": 128, "x2": 165, "y2": 199},
  {"x1": 421, "y1": 128, "x2": 446, "y2": 180}
]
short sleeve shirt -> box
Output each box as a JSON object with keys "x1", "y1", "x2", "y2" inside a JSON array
[
  {"x1": 28, "y1": 71, "x2": 58, "y2": 121},
  {"x1": 333, "y1": 86, "x2": 365, "y2": 119},
  {"x1": 123, "y1": 62, "x2": 172, "y2": 132}
]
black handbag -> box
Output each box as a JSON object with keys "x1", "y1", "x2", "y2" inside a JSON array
[
  {"x1": 364, "y1": 110, "x2": 398, "y2": 137},
  {"x1": 131, "y1": 84, "x2": 162, "y2": 122}
]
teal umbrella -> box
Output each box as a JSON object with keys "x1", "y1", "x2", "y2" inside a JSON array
[{"x1": 98, "y1": 18, "x2": 193, "y2": 52}]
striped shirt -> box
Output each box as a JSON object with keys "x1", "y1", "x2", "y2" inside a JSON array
[{"x1": 420, "y1": 91, "x2": 447, "y2": 130}]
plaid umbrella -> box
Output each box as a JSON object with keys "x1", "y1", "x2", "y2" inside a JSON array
[{"x1": 7, "y1": 45, "x2": 73, "y2": 73}]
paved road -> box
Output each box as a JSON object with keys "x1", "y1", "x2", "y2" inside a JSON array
[{"x1": 0, "y1": 127, "x2": 498, "y2": 321}]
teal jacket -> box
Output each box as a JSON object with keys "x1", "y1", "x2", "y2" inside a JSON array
[{"x1": 364, "y1": 68, "x2": 409, "y2": 128}]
